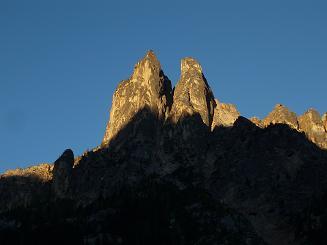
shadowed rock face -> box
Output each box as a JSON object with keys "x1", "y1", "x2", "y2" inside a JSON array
[
  {"x1": 52, "y1": 149, "x2": 74, "y2": 198},
  {"x1": 0, "y1": 163, "x2": 52, "y2": 213},
  {"x1": 1, "y1": 51, "x2": 327, "y2": 245}
]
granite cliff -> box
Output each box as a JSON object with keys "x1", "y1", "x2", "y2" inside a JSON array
[{"x1": 1, "y1": 51, "x2": 327, "y2": 245}]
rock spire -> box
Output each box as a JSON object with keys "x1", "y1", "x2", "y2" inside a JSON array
[
  {"x1": 102, "y1": 50, "x2": 172, "y2": 146},
  {"x1": 169, "y1": 57, "x2": 215, "y2": 127}
]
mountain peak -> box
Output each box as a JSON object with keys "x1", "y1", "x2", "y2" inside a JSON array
[
  {"x1": 263, "y1": 103, "x2": 298, "y2": 129},
  {"x1": 169, "y1": 57, "x2": 215, "y2": 126},
  {"x1": 102, "y1": 52, "x2": 327, "y2": 150},
  {"x1": 131, "y1": 50, "x2": 161, "y2": 81},
  {"x1": 102, "y1": 51, "x2": 172, "y2": 146},
  {"x1": 211, "y1": 102, "x2": 240, "y2": 129},
  {"x1": 298, "y1": 109, "x2": 327, "y2": 148},
  {"x1": 145, "y1": 49, "x2": 156, "y2": 59},
  {"x1": 181, "y1": 57, "x2": 203, "y2": 75},
  {"x1": 144, "y1": 49, "x2": 160, "y2": 66}
]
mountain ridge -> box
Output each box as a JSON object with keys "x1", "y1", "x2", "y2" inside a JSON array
[
  {"x1": 0, "y1": 51, "x2": 327, "y2": 245},
  {"x1": 101, "y1": 51, "x2": 327, "y2": 150}
]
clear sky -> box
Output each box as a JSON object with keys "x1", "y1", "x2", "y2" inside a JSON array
[{"x1": 0, "y1": 0, "x2": 326, "y2": 173}]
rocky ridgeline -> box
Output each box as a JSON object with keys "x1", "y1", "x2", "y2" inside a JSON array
[
  {"x1": 102, "y1": 51, "x2": 327, "y2": 150},
  {"x1": 1, "y1": 51, "x2": 327, "y2": 245},
  {"x1": 1, "y1": 163, "x2": 53, "y2": 181},
  {"x1": 258, "y1": 104, "x2": 327, "y2": 149},
  {"x1": 0, "y1": 163, "x2": 53, "y2": 211}
]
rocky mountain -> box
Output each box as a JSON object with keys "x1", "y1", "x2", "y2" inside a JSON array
[{"x1": 1, "y1": 51, "x2": 327, "y2": 245}]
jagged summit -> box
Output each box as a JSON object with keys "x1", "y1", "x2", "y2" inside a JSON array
[
  {"x1": 101, "y1": 51, "x2": 327, "y2": 149},
  {"x1": 263, "y1": 104, "x2": 299, "y2": 129},
  {"x1": 132, "y1": 50, "x2": 161, "y2": 78},
  {"x1": 102, "y1": 51, "x2": 172, "y2": 146},
  {"x1": 180, "y1": 57, "x2": 203, "y2": 75},
  {"x1": 169, "y1": 57, "x2": 215, "y2": 126},
  {"x1": 102, "y1": 52, "x2": 218, "y2": 146}
]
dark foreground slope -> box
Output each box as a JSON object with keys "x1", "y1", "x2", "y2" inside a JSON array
[{"x1": 1, "y1": 51, "x2": 327, "y2": 245}]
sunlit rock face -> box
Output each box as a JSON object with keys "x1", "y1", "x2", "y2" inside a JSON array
[
  {"x1": 169, "y1": 57, "x2": 215, "y2": 127},
  {"x1": 1, "y1": 163, "x2": 53, "y2": 181},
  {"x1": 102, "y1": 50, "x2": 172, "y2": 146},
  {"x1": 257, "y1": 105, "x2": 327, "y2": 149},
  {"x1": 263, "y1": 104, "x2": 299, "y2": 129},
  {"x1": 211, "y1": 100, "x2": 240, "y2": 129},
  {"x1": 298, "y1": 109, "x2": 327, "y2": 149},
  {"x1": 250, "y1": 116, "x2": 264, "y2": 128},
  {"x1": 323, "y1": 113, "x2": 327, "y2": 131}
]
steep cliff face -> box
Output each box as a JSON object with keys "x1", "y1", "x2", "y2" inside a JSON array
[
  {"x1": 102, "y1": 50, "x2": 172, "y2": 146},
  {"x1": 169, "y1": 57, "x2": 215, "y2": 127},
  {"x1": 1, "y1": 51, "x2": 327, "y2": 245},
  {"x1": 298, "y1": 109, "x2": 327, "y2": 149}
]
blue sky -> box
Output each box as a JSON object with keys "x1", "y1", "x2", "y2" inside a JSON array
[{"x1": 0, "y1": 0, "x2": 326, "y2": 172}]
